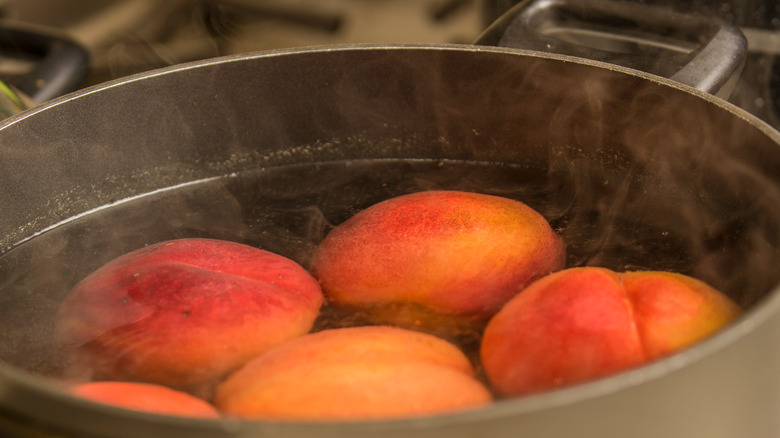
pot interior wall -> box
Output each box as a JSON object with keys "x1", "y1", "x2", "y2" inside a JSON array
[{"x1": 0, "y1": 46, "x2": 779, "y2": 436}]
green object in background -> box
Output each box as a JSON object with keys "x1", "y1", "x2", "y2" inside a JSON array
[{"x1": 0, "y1": 79, "x2": 27, "y2": 119}]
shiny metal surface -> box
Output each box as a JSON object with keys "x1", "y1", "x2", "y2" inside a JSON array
[{"x1": 478, "y1": 0, "x2": 748, "y2": 97}]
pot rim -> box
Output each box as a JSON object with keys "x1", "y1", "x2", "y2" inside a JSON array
[
  {"x1": 4, "y1": 43, "x2": 779, "y2": 143},
  {"x1": 1, "y1": 43, "x2": 779, "y2": 437}
]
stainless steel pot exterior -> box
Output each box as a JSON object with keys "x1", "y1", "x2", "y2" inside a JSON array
[{"x1": 1, "y1": 45, "x2": 780, "y2": 438}]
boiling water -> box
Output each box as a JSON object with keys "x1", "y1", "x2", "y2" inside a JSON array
[{"x1": 0, "y1": 158, "x2": 757, "y2": 382}]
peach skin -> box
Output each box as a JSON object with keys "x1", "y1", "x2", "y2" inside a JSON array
[
  {"x1": 56, "y1": 238, "x2": 324, "y2": 389},
  {"x1": 481, "y1": 267, "x2": 741, "y2": 397},
  {"x1": 214, "y1": 325, "x2": 493, "y2": 420},
  {"x1": 70, "y1": 381, "x2": 220, "y2": 418},
  {"x1": 621, "y1": 271, "x2": 742, "y2": 359},
  {"x1": 310, "y1": 190, "x2": 565, "y2": 331}
]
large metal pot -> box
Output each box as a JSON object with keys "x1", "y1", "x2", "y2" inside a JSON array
[{"x1": 1, "y1": 4, "x2": 780, "y2": 438}]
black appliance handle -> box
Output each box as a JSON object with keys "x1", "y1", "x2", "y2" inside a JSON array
[
  {"x1": 475, "y1": 0, "x2": 747, "y2": 98},
  {"x1": 0, "y1": 23, "x2": 90, "y2": 107}
]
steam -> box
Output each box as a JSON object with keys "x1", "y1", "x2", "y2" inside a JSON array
[{"x1": 540, "y1": 65, "x2": 780, "y2": 308}]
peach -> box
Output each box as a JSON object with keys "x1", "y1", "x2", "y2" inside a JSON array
[
  {"x1": 214, "y1": 326, "x2": 493, "y2": 420},
  {"x1": 70, "y1": 381, "x2": 220, "y2": 418},
  {"x1": 310, "y1": 190, "x2": 565, "y2": 331},
  {"x1": 481, "y1": 267, "x2": 742, "y2": 396},
  {"x1": 56, "y1": 238, "x2": 324, "y2": 389}
]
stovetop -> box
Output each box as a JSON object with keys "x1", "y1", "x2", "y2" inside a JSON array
[{"x1": 0, "y1": 0, "x2": 486, "y2": 83}]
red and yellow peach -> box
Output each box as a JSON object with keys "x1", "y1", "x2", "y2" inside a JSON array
[
  {"x1": 56, "y1": 238, "x2": 324, "y2": 389},
  {"x1": 481, "y1": 267, "x2": 742, "y2": 396},
  {"x1": 70, "y1": 381, "x2": 220, "y2": 418},
  {"x1": 310, "y1": 190, "x2": 565, "y2": 331},
  {"x1": 214, "y1": 325, "x2": 493, "y2": 420}
]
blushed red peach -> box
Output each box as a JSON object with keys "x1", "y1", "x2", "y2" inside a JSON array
[
  {"x1": 310, "y1": 190, "x2": 565, "y2": 330},
  {"x1": 56, "y1": 238, "x2": 324, "y2": 388},
  {"x1": 70, "y1": 381, "x2": 220, "y2": 418},
  {"x1": 214, "y1": 326, "x2": 493, "y2": 420},
  {"x1": 480, "y1": 267, "x2": 742, "y2": 396}
]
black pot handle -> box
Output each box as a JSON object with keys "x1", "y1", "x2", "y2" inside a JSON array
[
  {"x1": 475, "y1": 0, "x2": 747, "y2": 98},
  {"x1": 0, "y1": 23, "x2": 90, "y2": 113}
]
